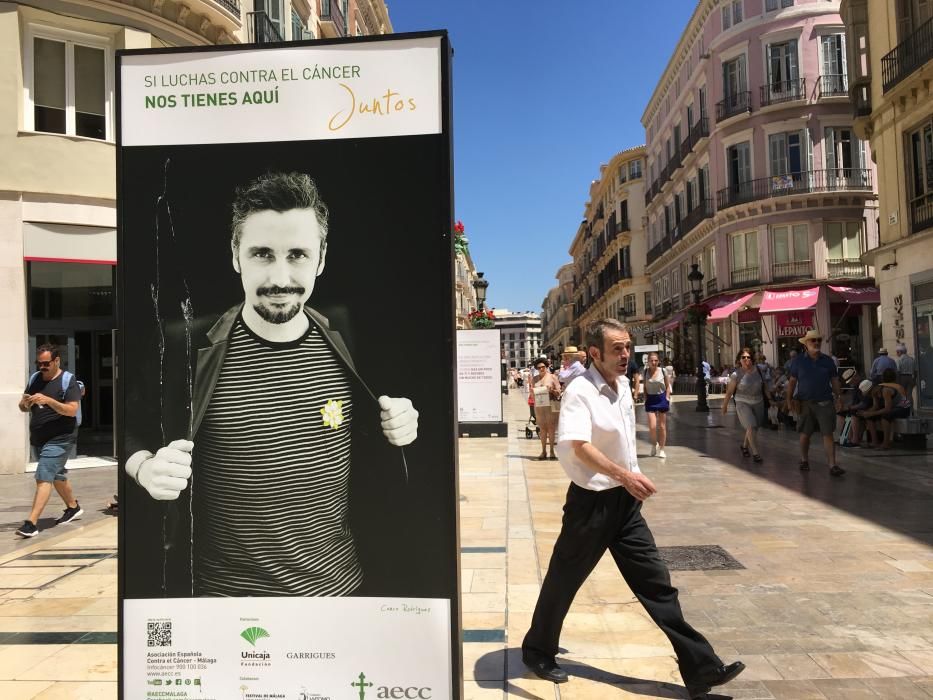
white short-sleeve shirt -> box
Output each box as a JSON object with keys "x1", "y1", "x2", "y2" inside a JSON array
[{"x1": 555, "y1": 366, "x2": 641, "y2": 491}]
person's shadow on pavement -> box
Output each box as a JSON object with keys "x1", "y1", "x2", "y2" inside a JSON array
[{"x1": 472, "y1": 647, "x2": 734, "y2": 699}]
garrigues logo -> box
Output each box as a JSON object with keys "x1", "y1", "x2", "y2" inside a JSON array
[
  {"x1": 240, "y1": 626, "x2": 270, "y2": 646},
  {"x1": 351, "y1": 671, "x2": 432, "y2": 699}
]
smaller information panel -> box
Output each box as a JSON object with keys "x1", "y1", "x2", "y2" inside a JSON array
[
  {"x1": 456, "y1": 329, "x2": 502, "y2": 423},
  {"x1": 124, "y1": 597, "x2": 451, "y2": 700}
]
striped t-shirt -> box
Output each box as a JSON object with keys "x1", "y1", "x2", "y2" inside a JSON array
[{"x1": 193, "y1": 317, "x2": 362, "y2": 597}]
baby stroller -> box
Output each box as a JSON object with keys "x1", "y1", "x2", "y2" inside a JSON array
[{"x1": 524, "y1": 418, "x2": 540, "y2": 439}]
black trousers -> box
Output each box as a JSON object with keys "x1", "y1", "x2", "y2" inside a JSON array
[{"x1": 522, "y1": 483, "x2": 721, "y2": 680}]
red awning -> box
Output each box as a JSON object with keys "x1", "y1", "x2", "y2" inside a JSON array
[
  {"x1": 759, "y1": 287, "x2": 821, "y2": 314},
  {"x1": 707, "y1": 292, "x2": 755, "y2": 321},
  {"x1": 654, "y1": 311, "x2": 685, "y2": 333},
  {"x1": 828, "y1": 285, "x2": 880, "y2": 305}
]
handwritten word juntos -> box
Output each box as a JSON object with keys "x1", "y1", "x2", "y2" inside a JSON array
[{"x1": 328, "y1": 83, "x2": 416, "y2": 131}]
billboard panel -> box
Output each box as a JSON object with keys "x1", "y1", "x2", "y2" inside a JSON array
[{"x1": 117, "y1": 32, "x2": 459, "y2": 700}]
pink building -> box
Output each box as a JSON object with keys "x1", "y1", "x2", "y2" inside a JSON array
[{"x1": 642, "y1": 0, "x2": 880, "y2": 374}]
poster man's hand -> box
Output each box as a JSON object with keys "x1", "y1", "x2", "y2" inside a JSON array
[
  {"x1": 378, "y1": 396, "x2": 418, "y2": 446},
  {"x1": 136, "y1": 440, "x2": 194, "y2": 500}
]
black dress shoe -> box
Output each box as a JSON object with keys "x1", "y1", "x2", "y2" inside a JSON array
[
  {"x1": 685, "y1": 661, "x2": 746, "y2": 699},
  {"x1": 522, "y1": 656, "x2": 568, "y2": 683}
]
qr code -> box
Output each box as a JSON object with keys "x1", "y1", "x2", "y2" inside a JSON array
[{"x1": 147, "y1": 621, "x2": 172, "y2": 647}]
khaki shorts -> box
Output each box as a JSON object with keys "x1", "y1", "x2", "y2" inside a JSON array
[{"x1": 797, "y1": 400, "x2": 835, "y2": 436}]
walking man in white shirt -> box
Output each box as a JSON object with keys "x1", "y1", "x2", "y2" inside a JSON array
[{"x1": 521, "y1": 318, "x2": 744, "y2": 698}]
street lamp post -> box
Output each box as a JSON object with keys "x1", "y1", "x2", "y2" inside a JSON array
[
  {"x1": 473, "y1": 272, "x2": 488, "y2": 311},
  {"x1": 687, "y1": 263, "x2": 709, "y2": 413}
]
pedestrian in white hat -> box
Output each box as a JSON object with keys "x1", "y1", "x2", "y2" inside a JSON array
[{"x1": 785, "y1": 330, "x2": 845, "y2": 476}]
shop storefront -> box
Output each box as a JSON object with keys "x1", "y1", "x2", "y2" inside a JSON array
[
  {"x1": 775, "y1": 310, "x2": 815, "y2": 367},
  {"x1": 25, "y1": 223, "x2": 117, "y2": 457},
  {"x1": 913, "y1": 280, "x2": 933, "y2": 412}
]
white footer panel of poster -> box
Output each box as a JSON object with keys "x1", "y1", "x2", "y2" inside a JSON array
[{"x1": 124, "y1": 596, "x2": 452, "y2": 700}]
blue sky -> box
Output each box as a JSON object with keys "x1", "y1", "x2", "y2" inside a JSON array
[{"x1": 389, "y1": 1, "x2": 698, "y2": 312}]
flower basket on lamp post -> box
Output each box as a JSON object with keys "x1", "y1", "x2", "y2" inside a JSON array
[{"x1": 469, "y1": 308, "x2": 495, "y2": 329}]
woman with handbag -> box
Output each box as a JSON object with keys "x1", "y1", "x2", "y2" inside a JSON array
[
  {"x1": 722, "y1": 347, "x2": 772, "y2": 463},
  {"x1": 635, "y1": 352, "x2": 671, "y2": 458},
  {"x1": 531, "y1": 360, "x2": 561, "y2": 460}
]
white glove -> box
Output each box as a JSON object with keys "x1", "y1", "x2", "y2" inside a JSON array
[
  {"x1": 378, "y1": 396, "x2": 418, "y2": 446},
  {"x1": 126, "y1": 439, "x2": 194, "y2": 501}
]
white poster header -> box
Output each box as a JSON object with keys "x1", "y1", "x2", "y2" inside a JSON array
[{"x1": 120, "y1": 37, "x2": 442, "y2": 146}]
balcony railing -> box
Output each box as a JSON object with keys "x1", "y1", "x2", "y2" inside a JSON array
[
  {"x1": 716, "y1": 90, "x2": 752, "y2": 121},
  {"x1": 681, "y1": 117, "x2": 710, "y2": 159},
  {"x1": 910, "y1": 192, "x2": 933, "y2": 233},
  {"x1": 618, "y1": 217, "x2": 631, "y2": 233},
  {"x1": 320, "y1": 0, "x2": 347, "y2": 37},
  {"x1": 680, "y1": 198, "x2": 714, "y2": 238},
  {"x1": 817, "y1": 74, "x2": 848, "y2": 98},
  {"x1": 772, "y1": 260, "x2": 813, "y2": 281},
  {"x1": 682, "y1": 291, "x2": 693, "y2": 307},
  {"x1": 716, "y1": 168, "x2": 873, "y2": 210},
  {"x1": 647, "y1": 235, "x2": 672, "y2": 265},
  {"x1": 690, "y1": 116, "x2": 709, "y2": 143},
  {"x1": 706, "y1": 278, "x2": 718, "y2": 296},
  {"x1": 882, "y1": 16, "x2": 933, "y2": 93},
  {"x1": 730, "y1": 266, "x2": 760, "y2": 288},
  {"x1": 247, "y1": 10, "x2": 283, "y2": 43},
  {"x1": 827, "y1": 258, "x2": 868, "y2": 278},
  {"x1": 760, "y1": 78, "x2": 806, "y2": 107},
  {"x1": 216, "y1": 0, "x2": 240, "y2": 15},
  {"x1": 671, "y1": 294, "x2": 681, "y2": 311}
]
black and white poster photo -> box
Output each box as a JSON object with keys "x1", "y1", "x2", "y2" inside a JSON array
[{"x1": 121, "y1": 133, "x2": 457, "y2": 602}]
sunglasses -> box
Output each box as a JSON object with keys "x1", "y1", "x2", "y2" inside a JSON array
[
  {"x1": 807, "y1": 338, "x2": 822, "y2": 344},
  {"x1": 740, "y1": 355, "x2": 752, "y2": 359},
  {"x1": 36, "y1": 360, "x2": 54, "y2": 368}
]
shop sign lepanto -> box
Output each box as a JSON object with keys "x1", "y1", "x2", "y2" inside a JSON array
[
  {"x1": 776, "y1": 311, "x2": 815, "y2": 338},
  {"x1": 116, "y1": 33, "x2": 458, "y2": 700}
]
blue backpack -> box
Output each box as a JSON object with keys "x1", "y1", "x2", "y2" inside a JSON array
[{"x1": 26, "y1": 370, "x2": 84, "y2": 427}]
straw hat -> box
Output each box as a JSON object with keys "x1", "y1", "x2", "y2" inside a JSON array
[
  {"x1": 562, "y1": 346, "x2": 579, "y2": 355},
  {"x1": 842, "y1": 368, "x2": 857, "y2": 382},
  {"x1": 798, "y1": 329, "x2": 823, "y2": 345},
  {"x1": 858, "y1": 380, "x2": 873, "y2": 394}
]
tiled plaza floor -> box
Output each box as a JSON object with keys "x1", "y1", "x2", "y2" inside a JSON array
[{"x1": 2, "y1": 388, "x2": 933, "y2": 698}]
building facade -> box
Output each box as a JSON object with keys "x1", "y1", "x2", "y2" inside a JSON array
[
  {"x1": 540, "y1": 263, "x2": 575, "y2": 359},
  {"x1": 570, "y1": 146, "x2": 652, "y2": 346},
  {"x1": 0, "y1": 0, "x2": 390, "y2": 474},
  {"x1": 311, "y1": 0, "x2": 392, "y2": 40},
  {"x1": 455, "y1": 250, "x2": 482, "y2": 330},
  {"x1": 495, "y1": 310, "x2": 543, "y2": 369},
  {"x1": 643, "y1": 0, "x2": 880, "y2": 376},
  {"x1": 842, "y1": 0, "x2": 933, "y2": 415}
]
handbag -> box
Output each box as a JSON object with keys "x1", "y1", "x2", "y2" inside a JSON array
[{"x1": 532, "y1": 386, "x2": 550, "y2": 407}]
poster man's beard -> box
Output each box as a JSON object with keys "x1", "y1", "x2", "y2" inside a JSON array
[
  {"x1": 254, "y1": 302, "x2": 301, "y2": 324},
  {"x1": 254, "y1": 285, "x2": 305, "y2": 324}
]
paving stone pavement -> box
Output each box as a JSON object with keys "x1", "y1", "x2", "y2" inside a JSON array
[{"x1": 2, "y1": 388, "x2": 933, "y2": 699}]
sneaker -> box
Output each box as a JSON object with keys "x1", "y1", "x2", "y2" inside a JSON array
[
  {"x1": 658, "y1": 449, "x2": 666, "y2": 458},
  {"x1": 56, "y1": 503, "x2": 83, "y2": 525},
  {"x1": 829, "y1": 465, "x2": 846, "y2": 477},
  {"x1": 650, "y1": 443, "x2": 658, "y2": 456},
  {"x1": 15, "y1": 520, "x2": 38, "y2": 538}
]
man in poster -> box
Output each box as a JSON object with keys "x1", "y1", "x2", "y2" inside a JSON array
[{"x1": 124, "y1": 171, "x2": 419, "y2": 597}]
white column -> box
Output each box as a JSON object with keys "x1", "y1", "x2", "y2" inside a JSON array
[{"x1": 0, "y1": 199, "x2": 30, "y2": 474}]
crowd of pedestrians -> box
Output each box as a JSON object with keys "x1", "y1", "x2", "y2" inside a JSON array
[{"x1": 521, "y1": 329, "x2": 887, "y2": 478}]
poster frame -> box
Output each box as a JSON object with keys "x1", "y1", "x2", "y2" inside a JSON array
[{"x1": 114, "y1": 29, "x2": 462, "y2": 700}]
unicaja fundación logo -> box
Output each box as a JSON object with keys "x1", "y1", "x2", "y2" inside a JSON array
[{"x1": 239, "y1": 626, "x2": 270, "y2": 646}]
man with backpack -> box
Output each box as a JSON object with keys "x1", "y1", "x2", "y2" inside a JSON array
[{"x1": 15, "y1": 344, "x2": 83, "y2": 538}]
